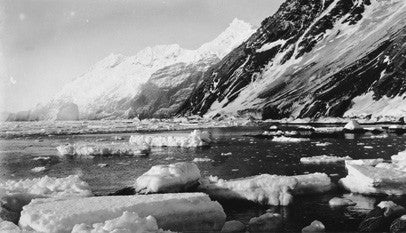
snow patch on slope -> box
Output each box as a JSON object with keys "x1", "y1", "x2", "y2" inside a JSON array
[{"x1": 344, "y1": 92, "x2": 406, "y2": 118}]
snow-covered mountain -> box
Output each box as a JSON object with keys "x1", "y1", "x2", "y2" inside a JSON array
[
  {"x1": 33, "y1": 19, "x2": 254, "y2": 120},
  {"x1": 179, "y1": 0, "x2": 406, "y2": 120}
]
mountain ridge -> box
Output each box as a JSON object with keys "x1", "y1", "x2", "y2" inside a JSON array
[
  {"x1": 178, "y1": 0, "x2": 406, "y2": 120},
  {"x1": 25, "y1": 18, "x2": 254, "y2": 120}
]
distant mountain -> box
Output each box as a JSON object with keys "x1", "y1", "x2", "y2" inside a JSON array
[
  {"x1": 31, "y1": 19, "x2": 254, "y2": 120},
  {"x1": 179, "y1": 0, "x2": 406, "y2": 120}
]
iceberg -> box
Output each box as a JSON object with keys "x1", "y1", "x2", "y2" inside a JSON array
[
  {"x1": 198, "y1": 174, "x2": 296, "y2": 206},
  {"x1": 271, "y1": 136, "x2": 310, "y2": 142},
  {"x1": 71, "y1": 211, "x2": 171, "y2": 233},
  {"x1": 129, "y1": 130, "x2": 212, "y2": 148},
  {"x1": 300, "y1": 155, "x2": 352, "y2": 164},
  {"x1": 343, "y1": 120, "x2": 364, "y2": 131},
  {"x1": 198, "y1": 173, "x2": 332, "y2": 206},
  {"x1": 135, "y1": 162, "x2": 201, "y2": 193},
  {"x1": 56, "y1": 143, "x2": 150, "y2": 158},
  {"x1": 340, "y1": 164, "x2": 406, "y2": 195},
  {"x1": 19, "y1": 193, "x2": 225, "y2": 233}
]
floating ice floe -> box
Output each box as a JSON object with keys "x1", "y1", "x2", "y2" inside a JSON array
[
  {"x1": 0, "y1": 175, "x2": 91, "y2": 223},
  {"x1": 391, "y1": 149, "x2": 406, "y2": 163},
  {"x1": 192, "y1": 158, "x2": 214, "y2": 163},
  {"x1": 340, "y1": 163, "x2": 406, "y2": 195},
  {"x1": 343, "y1": 194, "x2": 376, "y2": 212},
  {"x1": 71, "y1": 211, "x2": 172, "y2": 233},
  {"x1": 300, "y1": 155, "x2": 352, "y2": 165},
  {"x1": 293, "y1": 173, "x2": 334, "y2": 195},
  {"x1": 198, "y1": 173, "x2": 332, "y2": 206},
  {"x1": 329, "y1": 197, "x2": 356, "y2": 207},
  {"x1": 30, "y1": 167, "x2": 46, "y2": 173},
  {"x1": 272, "y1": 136, "x2": 310, "y2": 143},
  {"x1": 198, "y1": 174, "x2": 295, "y2": 206},
  {"x1": 302, "y1": 220, "x2": 325, "y2": 232},
  {"x1": 315, "y1": 142, "x2": 332, "y2": 147},
  {"x1": 129, "y1": 130, "x2": 212, "y2": 148},
  {"x1": 345, "y1": 159, "x2": 384, "y2": 166},
  {"x1": 135, "y1": 162, "x2": 201, "y2": 193},
  {"x1": 19, "y1": 193, "x2": 225, "y2": 233},
  {"x1": 56, "y1": 143, "x2": 150, "y2": 158}
]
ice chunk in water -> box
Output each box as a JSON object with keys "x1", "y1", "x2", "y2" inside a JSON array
[
  {"x1": 129, "y1": 130, "x2": 212, "y2": 148},
  {"x1": 56, "y1": 143, "x2": 149, "y2": 158},
  {"x1": 272, "y1": 136, "x2": 310, "y2": 143},
  {"x1": 300, "y1": 155, "x2": 352, "y2": 164},
  {"x1": 340, "y1": 164, "x2": 406, "y2": 195},
  {"x1": 0, "y1": 175, "x2": 91, "y2": 223},
  {"x1": 19, "y1": 193, "x2": 225, "y2": 233},
  {"x1": 135, "y1": 162, "x2": 201, "y2": 193}
]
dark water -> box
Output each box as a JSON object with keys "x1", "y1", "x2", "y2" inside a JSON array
[{"x1": 1, "y1": 126, "x2": 406, "y2": 232}]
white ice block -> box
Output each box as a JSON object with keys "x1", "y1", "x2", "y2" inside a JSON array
[
  {"x1": 340, "y1": 164, "x2": 406, "y2": 195},
  {"x1": 19, "y1": 193, "x2": 225, "y2": 233},
  {"x1": 135, "y1": 162, "x2": 201, "y2": 193},
  {"x1": 129, "y1": 130, "x2": 212, "y2": 148}
]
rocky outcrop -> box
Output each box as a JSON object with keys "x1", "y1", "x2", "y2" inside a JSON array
[
  {"x1": 179, "y1": 0, "x2": 406, "y2": 119},
  {"x1": 127, "y1": 57, "x2": 218, "y2": 119}
]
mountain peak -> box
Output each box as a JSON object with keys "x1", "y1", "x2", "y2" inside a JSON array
[
  {"x1": 197, "y1": 18, "x2": 255, "y2": 59},
  {"x1": 228, "y1": 18, "x2": 252, "y2": 31}
]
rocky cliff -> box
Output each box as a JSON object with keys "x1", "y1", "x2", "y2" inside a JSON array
[{"x1": 179, "y1": 0, "x2": 406, "y2": 120}]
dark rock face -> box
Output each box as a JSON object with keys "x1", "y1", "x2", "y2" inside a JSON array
[
  {"x1": 126, "y1": 57, "x2": 218, "y2": 119},
  {"x1": 178, "y1": 0, "x2": 406, "y2": 119}
]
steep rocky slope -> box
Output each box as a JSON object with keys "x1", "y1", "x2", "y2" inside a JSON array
[{"x1": 179, "y1": 0, "x2": 406, "y2": 120}]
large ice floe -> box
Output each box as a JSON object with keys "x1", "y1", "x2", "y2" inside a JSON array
[
  {"x1": 19, "y1": 193, "x2": 225, "y2": 233},
  {"x1": 293, "y1": 173, "x2": 334, "y2": 195},
  {"x1": 135, "y1": 162, "x2": 201, "y2": 193},
  {"x1": 271, "y1": 136, "x2": 310, "y2": 143},
  {"x1": 71, "y1": 211, "x2": 172, "y2": 233},
  {"x1": 300, "y1": 155, "x2": 352, "y2": 164},
  {"x1": 129, "y1": 130, "x2": 212, "y2": 148},
  {"x1": 56, "y1": 143, "x2": 150, "y2": 158},
  {"x1": 198, "y1": 173, "x2": 333, "y2": 206},
  {"x1": 0, "y1": 175, "x2": 92, "y2": 223},
  {"x1": 340, "y1": 159, "x2": 406, "y2": 195}
]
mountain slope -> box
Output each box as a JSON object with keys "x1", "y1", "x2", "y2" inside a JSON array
[
  {"x1": 37, "y1": 19, "x2": 254, "y2": 120},
  {"x1": 179, "y1": 0, "x2": 406, "y2": 120}
]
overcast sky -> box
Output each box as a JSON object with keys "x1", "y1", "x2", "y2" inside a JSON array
[{"x1": 0, "y1": 0, "x2": 284, "y2": 112}]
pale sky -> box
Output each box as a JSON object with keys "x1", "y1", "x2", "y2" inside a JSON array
[{"x1": 0, "y1": 0, "x2": 284, "y2": 112}]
